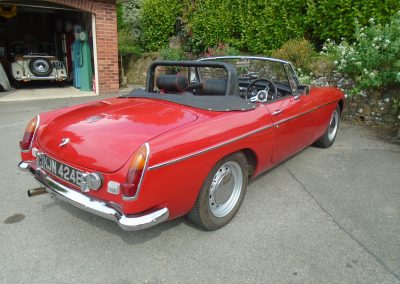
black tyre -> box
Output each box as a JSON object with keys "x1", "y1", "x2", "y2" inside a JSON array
[
  {"x1": 314, "y1": 105, "x2": 340, "y2": 148},
  {"x1": 29, "y1": 58, "x2": 53, "y2": 77},
  {"x1": 57, "y1": 80, "x2": 67, "y2": 87},
  {"x1": 10, "y1": 77, "x2": 24, "y2": 89},
  {"x1": 187, "y1": 152, "x2": 248, "y2": 230}
]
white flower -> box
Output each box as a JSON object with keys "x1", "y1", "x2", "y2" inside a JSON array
[
  {"x1": 369, "y1": 72, "x2": 376, "y2": 79},
  {"x1": 355, "y1": 62, "x2": 362, "y2": 66},
  {"x1": 334, "y1": 60, "x2": 338, "y2": 65},
  {"x1": 341, "y1": 59, "x2": 347, "y2": 65},
  {"x1": 385, "y1": 39, "x2": 391, "y2": 44},
  {"x1": 369, "y1": 18, "x2": 375, "y2": 24},
  {"x1": 384, "y1": 98, "x2": 390, "y2": 103},
  {"x1": 327, "y1": 38, "x2": 331, "y2": 42},
  {"x1": 322, "y1": 46, "x2": 327, "y2": 51},
  {"x1": 375, "y1": 46, "x2": 380, "y2": 50}
]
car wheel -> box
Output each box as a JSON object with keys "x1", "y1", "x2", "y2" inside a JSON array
[
  {"x1": 187, "y1": 152, "x2": 248, "y2": 230},
  {"x1": 29, "y1": 58, "x2": 53, "y2": 77},
  {"x1": 314, "y1": 105, "x2": 340, "y2": 148},
  {"x1": 10, "y1": 77, "x2": 23, "y2": 89}
]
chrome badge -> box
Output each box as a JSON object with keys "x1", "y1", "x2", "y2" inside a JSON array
[{"x1": 59, "y1": 138, "x2": 70, "y2": 147}]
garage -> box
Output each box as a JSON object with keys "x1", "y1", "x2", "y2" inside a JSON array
[{"x1": 0, "y1": 0, "x2": 119, "y2": 97}]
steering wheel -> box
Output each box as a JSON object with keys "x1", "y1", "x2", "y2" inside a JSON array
[{"x1": 246, "y1": 79, "x2": 278, "y2": 102}]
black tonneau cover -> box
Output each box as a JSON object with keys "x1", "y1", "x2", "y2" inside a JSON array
[{"x1": 120, "y1": 89, "x2": 256, "y2": 112}]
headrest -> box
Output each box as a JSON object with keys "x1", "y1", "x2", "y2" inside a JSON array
[
  {"x1": 156, "y1": 75, "x2": 188, "y2": 93},
  {"x1": 202, "y1": 79, "x2": 227, "y2": 96}
]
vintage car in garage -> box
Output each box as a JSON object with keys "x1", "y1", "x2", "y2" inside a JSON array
[
  {"x1": 11, "y1": 52, "x2": 67, "y2": 86},
  {"x1": 18, "y1": 56, "x2": 344, "y2": 231}
]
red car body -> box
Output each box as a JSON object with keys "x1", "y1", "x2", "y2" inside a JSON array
[{"x1": 19, "y1": 57, "x2": 344, "y2": 231}]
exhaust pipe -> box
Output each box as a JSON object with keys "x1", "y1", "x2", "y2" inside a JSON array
[{"x1": 27, "y1": 187, "x2": 47, "y2": 197}]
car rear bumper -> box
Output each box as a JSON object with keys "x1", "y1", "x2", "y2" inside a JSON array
[
  {"x1": 18, "y1": 161, "x2": 169, "y2": 231},
  {"x1": 15, "y1": 75, "x2": 67, "y2": 81}
]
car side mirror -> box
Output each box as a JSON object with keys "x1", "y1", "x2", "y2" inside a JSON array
[{"x1": 293, "y1": 85, "x2": 310, "y2": 100}]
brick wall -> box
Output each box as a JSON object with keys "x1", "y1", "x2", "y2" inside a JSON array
[{"x1": 46, "y1": 0, "x2": 119, "y2": 94}]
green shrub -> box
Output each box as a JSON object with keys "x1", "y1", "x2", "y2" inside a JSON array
[
  {"x1": 118, "y1": 29, "x2": 143, "y2": 57},
  {"x1": 121, "y1": 0, "x2": 143, "y2": 38},
  {"x1": 140, "y1": 0, "x2": 182, "y2": 51},
  {"x1": 306, "y1": 0, "x2": 400, "y2": 45},
  {"x1": 271, "y1": 39, "x2": 316, "y2": 72},
  {"x1": 159, "y1": 47, "x2": 186, "y2": 61},
  {"x1": 322, "y1": 11, "x2": 400, "y2": 95}
]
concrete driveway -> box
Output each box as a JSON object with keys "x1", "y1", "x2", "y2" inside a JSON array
[{"x1": 1, "y1": 95, "x2": 399, "y2": 283}]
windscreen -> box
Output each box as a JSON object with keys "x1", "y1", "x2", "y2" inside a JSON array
[{"x1": 196, "y1": 58, "x2": 290, "y2": 86}]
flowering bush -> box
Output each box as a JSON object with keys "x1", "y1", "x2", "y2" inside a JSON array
[
  {"x1": 271, "y1": 39, "x2": 316, "y2": 73},
  {"x1": 202, "y1": 43, "x2": 239, "y2": 58},
  {"x1": 321, "y1": 11, "x2": 400, "y2": 95}
]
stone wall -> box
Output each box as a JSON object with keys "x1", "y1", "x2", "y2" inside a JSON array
[
  {"x1": 122, "y1": 52, "x2": 160, "y2": 86},
  {"x1": 311, "y1": 73, "x2": 400, "y2": 135}
]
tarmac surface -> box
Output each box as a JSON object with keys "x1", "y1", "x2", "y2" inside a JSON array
[{"x1": 1, "y1": 94, "x2": 399, "y2": 283}]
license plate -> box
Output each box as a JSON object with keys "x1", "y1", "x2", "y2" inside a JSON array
[{"x1": 38, "y1": 154, "x2": 84, "y2": 187}]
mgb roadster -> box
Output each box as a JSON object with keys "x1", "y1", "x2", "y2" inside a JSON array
[{"x1": 19, "y1": 56, "x2": 344, "y2": 231}]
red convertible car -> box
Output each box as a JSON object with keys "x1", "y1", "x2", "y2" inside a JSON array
[{"x1": 19, "y1": 56, "x2": 344, "y2": 231}]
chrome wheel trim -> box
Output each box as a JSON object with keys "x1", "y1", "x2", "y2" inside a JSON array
[
  {"x1": 209, "y1": 161, "x2": 243, "y2": 218},
  {"x1": 33, "y1": 60, "x2": 49, "y2": 73},
  {"x1": 328, "y1": 109, "x2": 339, "y2": 141}
]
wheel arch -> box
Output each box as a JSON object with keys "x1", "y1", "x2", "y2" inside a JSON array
[
  {"x1": 240, "y1": 148, "x2": 258, "y2": 178},
  {"x1": 338, "y1": 99, "x2": 344, "y2": 115}
]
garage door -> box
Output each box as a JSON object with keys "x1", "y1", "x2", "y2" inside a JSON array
[{"x1": 0, "y1": 0, "x2": 97, "y2": 95}]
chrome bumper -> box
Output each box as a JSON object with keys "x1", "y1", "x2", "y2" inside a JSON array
[
  {"x1": 18, "y1": 161, "x2": 169, "y2": 231},
  {"x1": 15, "y1": 75, "x2": 67, "y2": 81}
]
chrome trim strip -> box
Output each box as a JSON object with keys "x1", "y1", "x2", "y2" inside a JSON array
[
  {"x1": 273, "y1": 100, "x2": 338, "y2": 126},
  {"x1": 18, "y1": 161, "x2": 169, "y2": 231},
  {"x1": 149, "y1": 124, "x2": 274, "y2": 170},
  {"x1": 21, "y1": 114, "x2": 40, "y2": 153},
  {"x1": 123, "y1": 143, "x2": 150, "y2": 201},
  {"x1": 148, "y1": 99, "x2": 339, "y2": 171},
  {"x1": 197, "y1": 55, "x2": 290, "y2": 65}
]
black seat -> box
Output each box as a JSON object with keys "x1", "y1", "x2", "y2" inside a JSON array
[
  {"x1": 202, "y1": 79, "x2": 227, "y2": 96},
  {"x1": 156, "y1": 75, "x2": 188, "y2": 93}
]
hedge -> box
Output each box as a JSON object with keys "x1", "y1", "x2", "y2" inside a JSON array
[{"x1": 121, "y1": 0, "x2": 400, "y2": 53}]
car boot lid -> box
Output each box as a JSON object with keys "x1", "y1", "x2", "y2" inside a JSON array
[{"x1": 38, "y1": 98, "x2": 198, "y2": 173}]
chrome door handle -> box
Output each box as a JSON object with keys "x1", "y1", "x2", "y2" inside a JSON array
[{"x1": 272, "y1": 109, "x2": 283, "y2": 116}]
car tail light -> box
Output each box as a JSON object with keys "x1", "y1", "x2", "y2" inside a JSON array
[
  {"x1": 20, "y1": 115, "x2": 39, "y2": 151},
  {"x1": 121, "y1": 143, "x2": 150, "y2": 200}
]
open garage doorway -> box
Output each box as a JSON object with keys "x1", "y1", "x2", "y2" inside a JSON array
[{"x1": 0, "y1": 1, "x2": 98, "y2": 99}]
